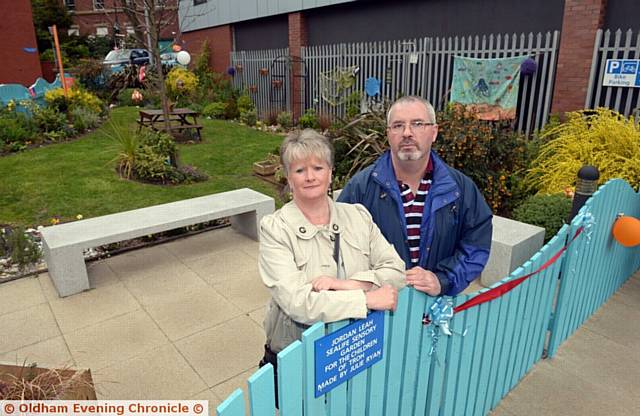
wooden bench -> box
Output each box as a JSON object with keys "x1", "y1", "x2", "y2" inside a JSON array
[{"x1": 40, "y1": 188, "x2": 275, "y2": 297}]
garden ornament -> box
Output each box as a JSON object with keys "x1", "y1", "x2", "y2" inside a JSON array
[
  {"x1": 176, "y1": 50, "x2": 191, "y2": 66},
  {"x1": 520, "y1": 57, "x2": 537, "y2": 76},
  {"x1": 131, "y1": 89, "x2": 143, "y2": 104},
  {"x1": 567, "y1": 165, "x2": 599, "y2": 222},
  {"x1": 612, "y1": 215, "x2": 640, "y2": 247},
  {"x1": 364, "y1": 77, "x2": 381, "y2": 97}
]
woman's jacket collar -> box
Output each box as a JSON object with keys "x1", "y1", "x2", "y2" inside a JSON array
[{"x1": 280, "y1": 197, "x2": 342, "y2": 240}]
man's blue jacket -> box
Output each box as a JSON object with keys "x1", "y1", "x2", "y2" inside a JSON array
[{"x1": 337, "y1": 150, "x2": 493, "y2": 296}]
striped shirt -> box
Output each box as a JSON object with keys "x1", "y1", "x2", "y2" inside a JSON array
[{"x1": 398, "y1": 158, "x2": 434, "y2": 266}]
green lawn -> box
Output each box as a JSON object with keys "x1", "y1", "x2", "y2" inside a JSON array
[{"x1": 0, "y1": 107, "x2": 284, "y2": 227}]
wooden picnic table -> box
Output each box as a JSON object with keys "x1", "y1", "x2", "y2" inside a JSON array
[{"x1": 137, "y1": 108, "x2": 203, "y2": 141}]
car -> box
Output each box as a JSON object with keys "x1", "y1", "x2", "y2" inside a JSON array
[{"x1": 103, "y1": 48, "x2": 151, "y2": 73}]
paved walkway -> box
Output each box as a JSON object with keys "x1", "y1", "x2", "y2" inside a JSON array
[{"x1": 0, "y1": 226, "x2": 638, "y2": 415}]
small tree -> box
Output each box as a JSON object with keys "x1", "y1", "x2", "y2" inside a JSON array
[
  {"x1": 31, "y1": 0, "x2": 73, "y2": 52},
  {"x1": 109, "y1": 0, "x2": 177, "y2": 129}
]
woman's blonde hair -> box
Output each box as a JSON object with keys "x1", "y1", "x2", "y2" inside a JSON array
[{"x1": 280, "y1": 129, "x2": 334, "y2": 175}]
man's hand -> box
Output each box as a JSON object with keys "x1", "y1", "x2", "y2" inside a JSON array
[
  {"x1": 406, "y1": 267, "x2": 441, "y2": 296},
  {"x1": 365, "y1": 285, "x2": 398, "y2": 311}
]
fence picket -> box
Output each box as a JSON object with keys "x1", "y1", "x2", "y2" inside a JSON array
[
  {"x1": 248, "y1": 365, "x2": 276, "y2": 416},
  {"x1": 216, "y1": 389, "x2": 245, "y2": 416},
  {"x1": 278, "y1": 341, "x2": 303, "y2": 416}
]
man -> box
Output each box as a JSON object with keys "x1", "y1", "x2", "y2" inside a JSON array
[{"x1": 338, "y1": 96, "x2": 492, "y2": 296}]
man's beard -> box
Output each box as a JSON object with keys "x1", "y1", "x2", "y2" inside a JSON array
[{"x1": 396, "y1": 142, "x2": 425, "y2": 161}]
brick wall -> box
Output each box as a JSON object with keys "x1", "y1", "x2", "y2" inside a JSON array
[
  {"x1": 551, "y1": 0, "x2": 608, "y2": 115},
  {"x1": 181, "y1": 25, "x2": 233, "y2": 74},
  {"x1": 0, "y1": 0, "x2": 42, "y2": 85},
  {"x1": 69, "y1": 0, "x2": 178, "y2": 39},
  {"x1": 288, "y1": 12, "x2": 308, "y2": 121}
]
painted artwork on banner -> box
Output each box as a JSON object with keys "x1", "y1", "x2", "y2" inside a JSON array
[
  {"x1": 314, "y1": 311, "x2": 384, "y2": 397},
  {"x1": 450, "y1": 55, "x2": 528, "y2": 120}
]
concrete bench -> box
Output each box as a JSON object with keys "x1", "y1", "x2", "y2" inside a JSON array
[
  {"x1": 480, "y1": 215, "x2": 545, "y2": 287},
  {"x1": 40, "y1": 188, "x2": 275, "y2": 297}
]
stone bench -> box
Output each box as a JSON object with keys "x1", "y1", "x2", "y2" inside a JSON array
[
  {"x1": 40, "y1": 188, "x2": 275, "y2": 297},
  {"x1": 480, "y1": 215, "x2": 546, "y2": 287}
]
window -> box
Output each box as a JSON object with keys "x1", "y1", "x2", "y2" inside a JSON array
[
  {"x1": 96, "y1": 26, "x2": 109, "y2": 37},
  {"x1": 64, "y1": 0, "x2": 75, "y2": 10},
  {"x1": 93, "y1": 0, "x2": 104, "y2": 10},
  {"x1": 68, "y1": 26, "x2": 80, "y2": 36},
  {"x1": 194, "y1": 0, "x2": 207, "y2": 5}
]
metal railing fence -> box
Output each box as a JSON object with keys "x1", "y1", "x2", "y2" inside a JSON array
[{"x1": 586, "y1": 29, "x2": 640, "y2": 119}]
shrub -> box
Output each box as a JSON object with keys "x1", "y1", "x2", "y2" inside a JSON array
[
  {"x1": 0, "y1": 227, "x2": 42, "y2": 271},
  {"x1": 276, "y1": 111, "x2": 293, "y2": 129},
  {"x1": 434, "y1": 104, "x2": 528, "y2": 215},
  {"x1": 71, "y1": 107, "x2": 100, "y2": 132},
  {"x1": 299, "y1": 108, "x2": 319, "y2": 129},
  {"x1": 512, "y1": 194, "x2": 572, "y2": 242},
  {"x1": 33, "y1": 106, "x2": 67, "y2": 134},
  {"x1": 0, "y1": 118, "x2": 32, "y2": 149},
  {"x1": 525, "y1": 108, "x2": 640, "y2": 194},
  {"x1": 112, "y1": 129, "x2": 140, "y2": 179},
  {"x1": 345, "y1": 91, "x2": 362, "y2": 119},
  {"x1": 45, "y1": 87, "x2": 103, "y2": 114},
  {"x1": 224, "y1": 96, "x2": 239, "y2": 119},
  {"x1": 240, "y1": 109, "x2": 257, "y2": 126},
  {"x1": 202, "y1": 102, "x2": 227, "y2": 119},
  {"x1": 236, "y1": 92, "x2": 255, "y2": 114},
  {"x1": 179, "y1": 165, "x2": 209, "y2": 183},
  {"x1": 165, "y1": 67, "x2": 198, "y2": 102}
]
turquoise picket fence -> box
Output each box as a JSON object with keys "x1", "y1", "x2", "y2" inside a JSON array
[
  {"x1": 547, "y1": 179, "x2": 640, "y2": 357},
  {"x1": 218, "y1": 179, "x2": 640, "y2": 416}
]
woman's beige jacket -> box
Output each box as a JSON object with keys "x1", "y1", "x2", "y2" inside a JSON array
[{"x1": 259, "y1": 197, "x2": 405, "y2": 352}]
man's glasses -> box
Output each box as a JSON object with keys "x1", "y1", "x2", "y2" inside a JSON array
[{"x1": 388, "y1": 121, "x2": 435, "y2": 134}]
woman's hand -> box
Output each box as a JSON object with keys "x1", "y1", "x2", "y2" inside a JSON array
[
  {"x1": 312, "y1": 277, "x2": 375, "y2": 292},
  {"x1": 365, "y1": 285, "x2": 398, "y2": 311},
  {"x1": 312, "y1": 276, "x2": 339, "y2": 291}
]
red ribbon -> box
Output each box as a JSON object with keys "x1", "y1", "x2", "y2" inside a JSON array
[
  {"x1": 455, "y1": 226, "x2": 583, "y2": 313},
  {"x1": 423, "y1": 226, "x2": 584, "y2": 325}
]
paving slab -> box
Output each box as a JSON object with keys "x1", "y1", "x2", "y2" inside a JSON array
[
  {"x1": 0, "y1": 336, "x2": 74, "y2": 369},
  {"x1": 144, "y1": 287, "x2": 243, "y2": 341},
  {"x1": 93, "y1": 344, "x2": 208, "y2": 400},
  {"x1": 64, "y1": 310, "x2": 168, "y2": 371},
  {"x1": 0, "y1": 276, "x2": 46, "y2": 315},
  {"x1": 174, "y1": 315, "x2": 265, "y2": 388},
  {"x1": 46, "y1": 282, "x2": 140, "y2": 334},
  {"x1": 0, "y1": 303, "x2": 60, "y2": 353},
  {"x1": 186, "y1": 248, "x2": 259, "y2": 285}
]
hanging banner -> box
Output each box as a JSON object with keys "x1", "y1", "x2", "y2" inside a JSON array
[{"x1": 450, "y1": 55, "x2": 528, "y2": 120}]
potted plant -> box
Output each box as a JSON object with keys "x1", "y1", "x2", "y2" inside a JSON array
[
  {"x1": 0, "y1": 363, "x2": 97, "y2": 400},
  {"x1": 253, "y1": 153, "x2": 280, "y2": 176}
]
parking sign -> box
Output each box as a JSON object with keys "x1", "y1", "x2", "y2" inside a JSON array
[{"x1": 603, "y1": 59, "x2": 640, "y2": 87}]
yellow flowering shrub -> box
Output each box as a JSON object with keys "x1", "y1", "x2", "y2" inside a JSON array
[
  {"x1": 44, "y1": 87, "x2": 103, "y2": 114},
  {"x1": 165, "y1": 67, "x2": 198, "y2": 101},
  {"x1": 525, "y1": 108, "x2": 640, "y2": 194}
]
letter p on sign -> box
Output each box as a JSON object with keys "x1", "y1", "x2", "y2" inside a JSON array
[{"x1": 608, "y1": 60, "x2": 621, "y2": 73}]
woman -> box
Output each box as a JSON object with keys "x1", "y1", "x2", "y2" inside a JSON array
[{"x1": 259, "y1": 129, "x2": 406, "y2": 382}]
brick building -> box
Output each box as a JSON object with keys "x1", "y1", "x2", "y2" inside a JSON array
[
  {"x1": 180, "y1": 0, "x2": 639, "y2": 118},
  {"x1": 0, "y1": 0, "x2": 42, "y2": 85},
  {"x1": 62, "y1": 0, "x2": 178, "y2": 42}
]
